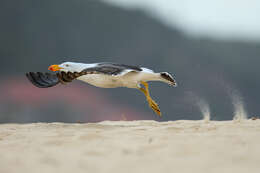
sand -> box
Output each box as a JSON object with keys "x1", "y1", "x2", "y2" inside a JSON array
[{"x1": 0, "y1": 120, "x2": 260, "y2": 173}]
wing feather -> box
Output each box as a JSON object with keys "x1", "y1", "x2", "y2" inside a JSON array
[
  {"x1": 82, "y1": 63, "x2": 142, "y2": 76},
  {"x1": 26, "y1": 71, "x2": 97, "y2": 88},
  {"x1": 26, "y1": 72, "x2": 60, "y2": 88}
]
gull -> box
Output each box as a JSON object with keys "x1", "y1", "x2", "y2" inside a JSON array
[{"x1": 26, "y1": 62, "x2": 177, "y2": 116}]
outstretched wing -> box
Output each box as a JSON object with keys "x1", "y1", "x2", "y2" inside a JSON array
[
  {"x1": 26, "y1": 71, "x2": 86, "y2": 88},
  {"x1": 26, "y1": 72, "x2": 60, "y2": 88}
]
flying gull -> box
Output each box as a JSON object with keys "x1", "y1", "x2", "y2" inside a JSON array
[{"x1": 26, "y1": 62, "x2": 177, "y2": 116}]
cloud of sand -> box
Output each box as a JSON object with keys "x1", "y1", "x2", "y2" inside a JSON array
[
  {"x1": 185, "y1": 92, "x2": 211, "y2": 122},
  {"x1": 230, "y1": 89, "x2": 248, "y2": 121},
  {"x1": 212, "y1": 76, "x2": 248, "y2": 121}
]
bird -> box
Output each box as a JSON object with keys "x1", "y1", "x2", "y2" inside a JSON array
[{"x1": 26, "y1": 62, "x2": 177, "y2": 116}]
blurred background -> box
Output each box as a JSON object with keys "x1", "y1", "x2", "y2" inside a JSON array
[{"x1": 0, "y1": 0, "x2": 260, "y2": 123}]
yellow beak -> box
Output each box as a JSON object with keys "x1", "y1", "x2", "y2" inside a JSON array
[{"x1": 48, "y1": 64, "x2": 63, "y2": 71}]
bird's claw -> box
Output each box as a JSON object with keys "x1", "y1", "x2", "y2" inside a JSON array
[{"x1": 148, "y1": 99, "x2": 161, "y2": 117}]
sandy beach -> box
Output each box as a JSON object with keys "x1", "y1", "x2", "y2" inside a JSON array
[{"x1": 0, "y1": 120, "x2": 260, "y2": 173}]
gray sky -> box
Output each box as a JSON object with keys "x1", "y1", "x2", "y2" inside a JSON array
[{"x1": 104, "y1": 0, "x2": 260, "y2": 41}]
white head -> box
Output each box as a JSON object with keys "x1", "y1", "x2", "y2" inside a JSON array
[{"x1": 48, "y1": 62, "x2": 87, "y2": 73}]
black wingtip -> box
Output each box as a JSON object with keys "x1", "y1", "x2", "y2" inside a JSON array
[{"x1": 25, "y1": 72, "x2": 60, "y2": 88}]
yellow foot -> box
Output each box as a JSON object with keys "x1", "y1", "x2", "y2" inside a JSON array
[
  {"x1": 148, "y1": 98, "x2": 161, "y2": 117},
  {"x1": 139, "y1": 81, "x2": 162, "y2": 117}
]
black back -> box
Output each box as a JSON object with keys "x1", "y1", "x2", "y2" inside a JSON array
[{"x1": 83, "y1": 62, "x2": 142, "y2": 75}]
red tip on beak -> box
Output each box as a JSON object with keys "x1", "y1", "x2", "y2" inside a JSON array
[
  {"x1": 48, "y1": 66, "x2": 53, "y2": 71},
  {"x1": 48, "y1": 65, "x2": 63, "y2": 71}
]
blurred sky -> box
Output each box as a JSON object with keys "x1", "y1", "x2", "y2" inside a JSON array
[{"x1": 104, "y1": 0, "x2": 260, "y2": 41}]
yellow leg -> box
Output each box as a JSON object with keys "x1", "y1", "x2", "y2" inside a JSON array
[{"x1": 139, "y1": 81, "x2": 161, "y2": 117}]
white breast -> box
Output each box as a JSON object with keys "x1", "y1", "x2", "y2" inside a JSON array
[
  {"x1": 76, "y1": 68, "x2": 160, "y2": 89},
  {"x1": 77, "y1": 74, "x2": 124, "y2": 88}
]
